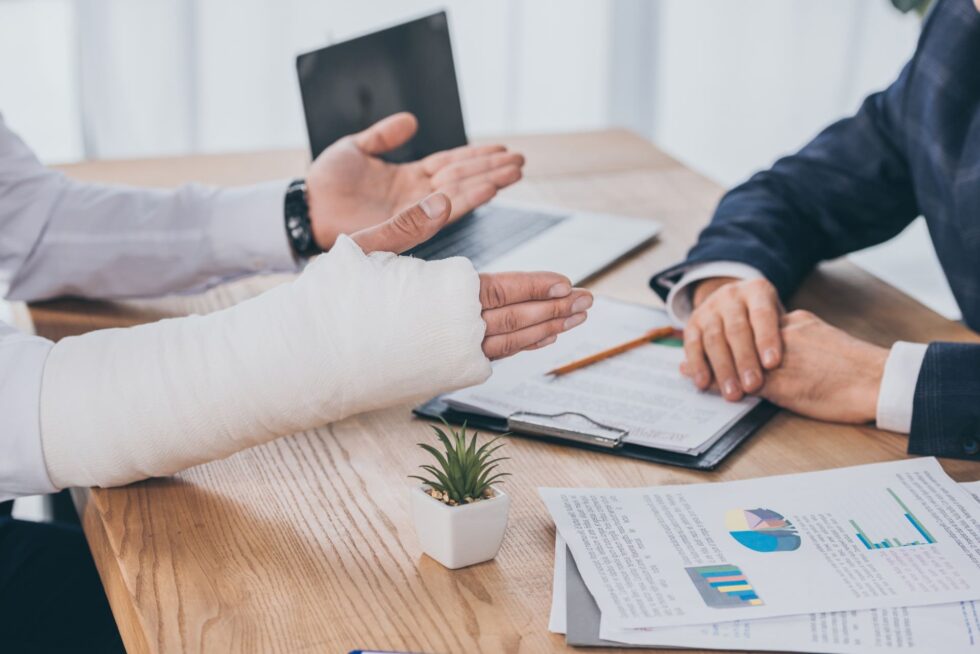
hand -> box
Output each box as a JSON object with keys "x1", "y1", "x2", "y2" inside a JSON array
[
  {"x1": 307, "y1": 112, "x2": 524, "y2": 249},
  {"x1": 477, "y1": 271, "x2": 591, "y2": 360},
  {"x1": 351, "y1": 193, "x2": 592, "y2": 361},
  {"x1": 749, "y1": 310, "x2": 888, "y2": 423},
  {"x1": 683, "y1": 276, "x2": 784, "y2": 401}
]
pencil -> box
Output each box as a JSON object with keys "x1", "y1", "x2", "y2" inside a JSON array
[{"x1": 546, "y1": 326, "x2": 676, "y2": 377}]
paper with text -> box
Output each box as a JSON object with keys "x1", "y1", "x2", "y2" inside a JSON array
[
  {"x1": 445, "y1": 296, "x2": 758, "y2": 454},
  {"x1": 541, "y1": 458, "x2": 980, "y2": 629}
]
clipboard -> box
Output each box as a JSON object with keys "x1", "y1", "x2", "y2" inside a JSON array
[{"x1": 413, "y1": 396, "x2": 778, "y2": 471}]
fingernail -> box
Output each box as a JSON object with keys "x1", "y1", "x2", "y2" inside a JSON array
[
  {"x1": 571, "y1": 296, "x2": 593, "y2": 313},
  {"x1": 537, "y1": 335, "x2": 557, "y2": 347},
  {"x1": 763, "y1": 348, "x2": 778, "y2": 367},
  {"x1": 742, "y1": 369, "x2": 760, "y2": 389},
  {"x1": 549, "y1": 282, "x2": 572, "y2": 298},
  {"x1": 420, "y1": 193, "x2": 448, "y2": 219},
  {"x1": 694, "y1": 372, "x2": 709, "y2": 388},
  {"x1": 563, "y1": 313, "x2": 586, "y2": 330},
  {"x1": 722, "y1": 379, "x2": 738, "y2": 397}
]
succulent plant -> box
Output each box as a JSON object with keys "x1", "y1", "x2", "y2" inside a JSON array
[{"x1": 410, "y1": 421, "x2": 510, "y2": 505}]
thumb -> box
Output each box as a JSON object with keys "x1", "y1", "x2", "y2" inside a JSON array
[
  {"x1": 351, "y1": 112, "x2": 418, "y2": 155},
  {"x1": 351, "y1": 193, "x2": 451, "y2": 254}
]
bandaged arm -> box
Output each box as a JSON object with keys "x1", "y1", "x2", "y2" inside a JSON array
[{"x1": 39, "y1": 236, "x2": 491, "y2": 490}]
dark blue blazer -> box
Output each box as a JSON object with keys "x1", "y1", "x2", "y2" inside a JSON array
[{"x1": 651, "y1": 0, "x2": 980, "y2": 461}]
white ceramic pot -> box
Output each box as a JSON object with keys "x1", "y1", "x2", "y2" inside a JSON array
[{"x1": 410, "y1": 485, "x2": 511, "y2": 569}]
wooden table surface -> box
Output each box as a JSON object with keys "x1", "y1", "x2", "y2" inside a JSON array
[{"x1": 32, "y1": 130, "x2": 980, "y2": 654}]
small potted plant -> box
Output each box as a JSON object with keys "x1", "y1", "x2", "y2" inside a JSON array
[{"x1": 409, "y1": 421, "x2": 511, "y2": 569}]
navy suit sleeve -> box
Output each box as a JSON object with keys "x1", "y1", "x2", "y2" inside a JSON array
[
  {"x1": 909, "y1": 343, "x2": 980, "y2": 461},
  {"x1": 650, "y1": 63, "x2": 921, "y2": 302}
]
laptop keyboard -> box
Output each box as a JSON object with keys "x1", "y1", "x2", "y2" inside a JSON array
[{"x1": 404, "y1": 206, "x2": 568, "y2": 268}]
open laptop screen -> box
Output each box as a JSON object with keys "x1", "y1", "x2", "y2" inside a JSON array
[{"x1": 296, "y1": 11, "x2": 468, "y2": 162}]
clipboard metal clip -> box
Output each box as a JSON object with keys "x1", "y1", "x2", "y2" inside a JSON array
[{"x1": 507, "y1": 411, "x2": 627, "y2": 449}]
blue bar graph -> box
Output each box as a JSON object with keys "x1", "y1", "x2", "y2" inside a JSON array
[{"x1": 850, "y1": 488, "x2": 937, "y2": 550}]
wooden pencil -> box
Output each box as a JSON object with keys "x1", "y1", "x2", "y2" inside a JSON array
[{"x1": 546, "y1": 325, "x2": 676, "y2": 377}]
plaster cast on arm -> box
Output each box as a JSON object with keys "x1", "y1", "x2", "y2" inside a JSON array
[{"x1": 39, "y1": 236, "x2": 491, "y2": 489}]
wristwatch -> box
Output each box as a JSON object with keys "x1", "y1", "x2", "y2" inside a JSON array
[{"x1": 284, "y1": 178, "x2": 324, "y2": 259}]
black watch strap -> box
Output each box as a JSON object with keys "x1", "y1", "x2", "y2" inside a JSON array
[{"x1": 284, "y1": 178, "x2": 323, "y2": 259}]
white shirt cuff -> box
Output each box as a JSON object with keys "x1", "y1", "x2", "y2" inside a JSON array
[
  {"x1": 664, "y1": 261, "x2": 764, "y2": 326},
  {"x1": 876, "y1": 341, "x2": 928, "y2": 434},
  {"x1": 210, "y1": 179, "x2": 299, "y2": 275},
  {"x1": 0, "y1": 323, "x2": 57, "y2": 501}
]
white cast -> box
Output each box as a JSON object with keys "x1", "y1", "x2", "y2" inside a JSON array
[{"x1": 40, "y1": 236, "x2": 491, "y2": 489}]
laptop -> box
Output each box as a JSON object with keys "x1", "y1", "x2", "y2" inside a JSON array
[{"x1": 296, "y1": 11, "x2": 660, "y2": 284}]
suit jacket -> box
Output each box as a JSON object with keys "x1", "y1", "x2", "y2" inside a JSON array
[{"x1": 651, "y1": 0, "x2": 980, "y2": 461}]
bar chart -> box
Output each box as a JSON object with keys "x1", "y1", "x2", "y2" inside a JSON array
[
  {"x1": 849, "y1": 488, "x2": 937, "y2": 550},
  {"x1": 685, "y1": 564, "x2": 764, "y2": 608}
]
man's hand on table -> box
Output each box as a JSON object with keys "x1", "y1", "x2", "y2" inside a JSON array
[
  {"x1": 352, "y1": 192, "x2": 592, "y2": 362},
  {"x1": 680, "y1": 276, "x2": 888, "y2": 424},
  {"x1": 682, "y1": 276, "x2": 784, "y2": 400},
  {"x1": 306, "y1": 112, "x2": 524, "y2": 250},
  {"x1": 752, "y1": 310, "x2": 888, "y2": 423}
]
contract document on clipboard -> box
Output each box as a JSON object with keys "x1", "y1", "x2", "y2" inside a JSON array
[{"x1": 442, "y1": 297, "x2": 761, "y2": 456}]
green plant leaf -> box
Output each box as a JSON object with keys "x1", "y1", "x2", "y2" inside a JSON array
[
  {"x1": 408, "y1": 475, "x2": 445, "y2": 492},
  {"x1": 416, "y1": 421, "x2": 509, "y2": 504},
  {"x1": 419, "y1": 464, "x2": 453, "y2": 491},
  {"x1": 418, "y1": 443, "x2": 451, "y2": 474}
]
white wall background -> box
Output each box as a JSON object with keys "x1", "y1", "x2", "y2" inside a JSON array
[
  {"x1": 0, "y1": 0, "x2": 956, "y2": 317},
  {"x1": 1, "y1": 0, "x2": 920, "y2": 171},
  {"x1": 641, "y1": 0, "x2": 920, "y2": 187}
]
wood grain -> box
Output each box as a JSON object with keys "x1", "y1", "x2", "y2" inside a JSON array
[{"x1": 36, "y1": 131, "x2": 980, "y2": 654}]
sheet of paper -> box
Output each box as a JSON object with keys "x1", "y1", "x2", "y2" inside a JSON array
[
  {"x1": 541, "y1": 458, "x2": 980, "y2": 629},
  {"x1": 445, "y1": 296, "x2": 759, "y2": 454},
  {"x1": 553, "y1": 481, "x2": 980, "y2": 652},
  {"x1": 549, "y1": 535, "x2": 567, "y2": 634}
]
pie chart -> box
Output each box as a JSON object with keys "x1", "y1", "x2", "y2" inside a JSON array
[{"x1": 726, "y1": 508, "x2": 801, "y2": 553}]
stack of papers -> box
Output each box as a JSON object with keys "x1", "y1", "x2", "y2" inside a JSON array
[
  {"x1": 543, "y1": 459, "x2": 980, "y2": 652},
  {"x1": 444, "y1": 297, "x2": 759, "y2": 456}
]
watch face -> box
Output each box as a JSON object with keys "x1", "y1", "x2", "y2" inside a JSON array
[
  {"x1": 285, "y1": 181, "x2": 319, "y2": 257},
  {"x1": 287, "y1": 216, "x2": 311, "y2": 251}
]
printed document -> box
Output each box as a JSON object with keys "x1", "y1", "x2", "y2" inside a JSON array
[
  {"x1": 551, "y1": 481, "x2": 980, "y2": 652},
  {"x1": 541, "y1": 458, "x2": 980, "y2": 629},
  {"x1": 445, "y1": 296, "x2": 759, "y2": 454}
]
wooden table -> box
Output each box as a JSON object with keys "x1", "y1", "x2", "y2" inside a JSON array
[{"x1": 32, "y1": 130, "x2": 980, "y2": 654}]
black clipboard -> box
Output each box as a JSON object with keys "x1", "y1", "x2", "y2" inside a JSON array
[{"x1": 413, "y1": 396, "x2": 778, "y2": 471}]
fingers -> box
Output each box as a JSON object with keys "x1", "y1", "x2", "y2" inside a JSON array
[
  {"x1": 682, "y1": 277, "x2": 783, "y2": 401},
  {"x1": 350, "y1": 193, "x2": 450, "y2": 254},
  {"x1": 421, "y1": 143, "x2": 509, "y2": 174},
  {"x1": 746, "y1": 280, "x2": 783, "y2": 369},
  {"x1": 523, "y1": 334, "x2": 558, "y2": 351},
  {"x1": 430, "y1": 151, "x2": 525, "y2": 187},
  {"x1": 482, "y1": 290, "x2": 592, "y2": 336},
  {"x1": 483, "y1": 313, "x2": 588, "y2": 360},
  {"x1": 701, "y1": 316, "x2": 743, "y2": 400},
  {"x1": 351, "y1": 112, "x2": 418, "y2": 155},
  {"x1": 432, "y1": 152, "x2": 524, "y2": 218},
  {"x1": 446, "y1": 181, "x2": 499, "y2": 220},
  {"x1": 477, "y1": 272, "x2": 586, "y2": 360},
  {"x1": 478, "y1": 271, "x2": 572, "y2": 310},
  {"x1": 683, "y1": 324, "x2": 712, "y2": 390},
  {"x1": 440, "y1": 168, "x2": 522, "y2": 219},
  {"x1": 722, "y1": 304, "x2": 763, "y2": 394}
]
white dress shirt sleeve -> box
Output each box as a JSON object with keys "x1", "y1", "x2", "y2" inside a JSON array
[
  {"x1": 663, "y1": 261, "x2": 764, "y2": 326},
  {"x1": 662, "y1": 260, "x2": 926, "y2": 435},
  {"x1": 0, "y1": 322, "x2": 56, "y2": 502},
  {"x1": 876, "y1": 341, "x2": 928, "y2": 434},
  {"x1": 1, "y1": 112, "x2": 298, "y2": 302}
]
